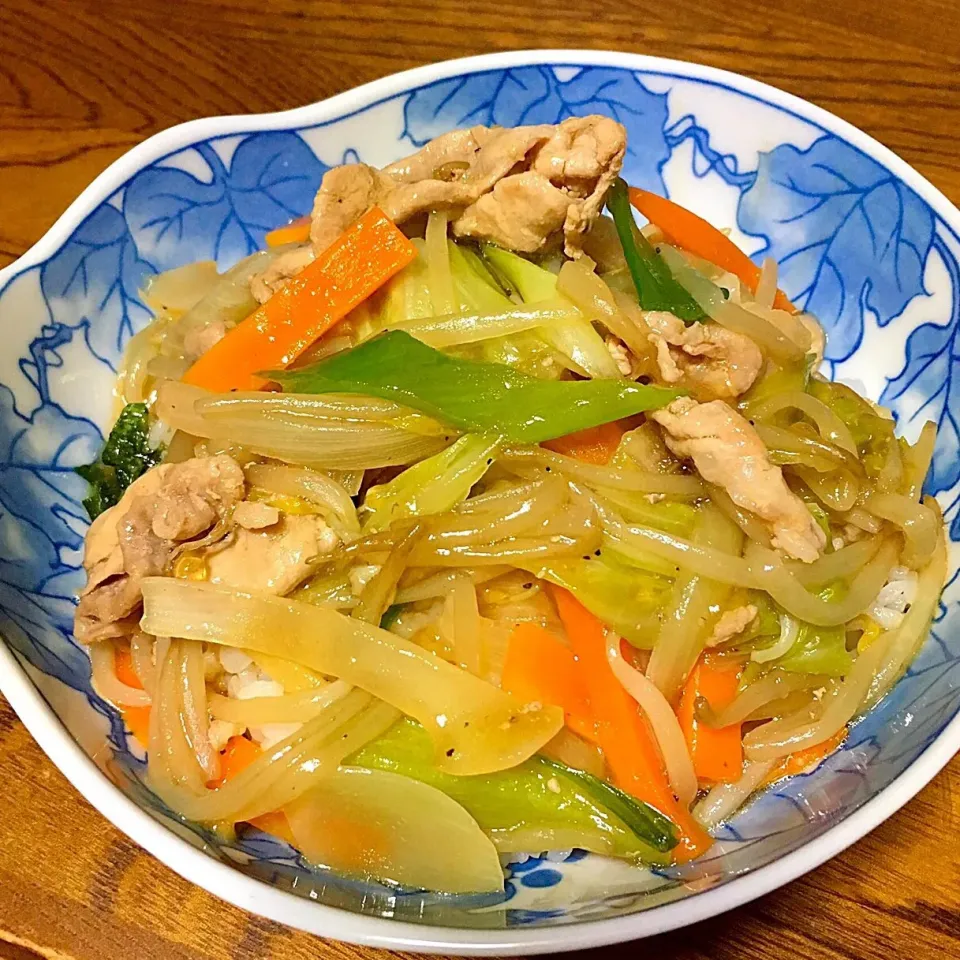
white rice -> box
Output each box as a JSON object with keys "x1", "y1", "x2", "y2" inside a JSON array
[
  {"x1": 208, "y1": 718, "x2": 243, "y2": 752},
  {"x1": 219, "y1": 646, "x2": 254, "y2": 675},
  {"x1": 249, "y1": 722, "x2": 302, "y2": 749},
  {"x1": 227, "y1": 673, "x2": 283, "y2": 701},
  {"x1": 868, "y1": 566, "x2": 919, "y2": 630}
]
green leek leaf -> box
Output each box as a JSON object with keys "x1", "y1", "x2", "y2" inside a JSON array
[
  {"x1": 606, "y1": 179, "x2": 705, "y2": 323},
  {"x1": 268, "y1": 330, "x2": 679, "y2": 444}
]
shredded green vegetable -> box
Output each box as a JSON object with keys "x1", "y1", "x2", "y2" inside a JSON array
[
  {"x1": 76, "y1": 402, "x2": 162, "y2": 519},
  {"x1": 529, "y1": 552, "x2": 670, "y2": 648},
  {"x1": 808, "y1": 376, "x2": 897, "y2": 480},
  {"x1": 481, "y1": 244, "x2": 622, "y2": 379},
  {"x1": 739, "y1": 585, "x2": 853, "y2": 679},
  {"x1": 777, "y1": 620, "x2": 851, "y2": 676},
  {"x1": 352, "y1": 718, "x2": 677, "y2": 859},
  {"x1": 740, "y1": 593, "x2": 782, "y2": 645},
  {"x1": 363, "y1": 434, "x2": 500, "y2": 533},
  {"x1": 740, "y1": 353, "x2": 817, "y2": 408},
  {"x1": 268, "y1": 330, "x2": 680, "y2": 444}
]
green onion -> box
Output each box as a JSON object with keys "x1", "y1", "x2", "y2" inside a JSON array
[
  {"x1": 268, "y1": 330, "x2": 680, "y2": 444},
  {"x1": 606, "y1": 179, "x2": 705, "y2": 323}
]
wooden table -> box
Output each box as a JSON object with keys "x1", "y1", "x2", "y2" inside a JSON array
[{"x1": 1, "y1": 1, "x2": 959, "y2": 957}]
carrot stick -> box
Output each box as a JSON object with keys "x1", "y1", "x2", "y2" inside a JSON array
[
  {"x1": 184, "y1": 206, "x2": 417, "y2": 392},
  {"x1": 209, "y1": 735, "x2": 262, "y2": 789},
  {"x1": 763, "y1": 728, "x2": 847, "y2": 785},
  {"x1": 247, "y1": 810, "x2": 297, "y2": 845},
  {"x1": 265, "y1": 214, "x2": 311, "y2": 248},
  {"x1": 541, "y1": 421, "x2": 626, "y2": 465},
  {"x1": 114, "y1": 642, "x2": 143, "y2": 690},
  {"x1": 678, "y1": 657, "x2": 743, "y2": 784},
  {"x1": 501, "y1": 622, "x2": 599, "y2": 744},
  {"x1": 627, "y1": 187, "x2": 797, "y2": 314},
  {"x1": 211, "y1": 738, "x2": 297, "y2": 850},
  {"x1": 550, "y1": 586, "x2": 712, "y2": 861},
  {"x1": 120, "y1": 705, "x2": 151, "y2": 749},
  {"x1": 115, "y1": 643, "x2": 149, "y2": 745}
]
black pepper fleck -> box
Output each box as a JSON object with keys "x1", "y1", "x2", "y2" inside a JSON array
[{"x1": 446, "y1": 748, "x2": 455, "y2": 757}]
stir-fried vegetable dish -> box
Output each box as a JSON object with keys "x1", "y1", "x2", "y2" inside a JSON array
[{"x1": 75, "y1": 115, "x2": 945, "y2": 894}]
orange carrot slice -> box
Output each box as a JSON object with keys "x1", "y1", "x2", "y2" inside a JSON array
[
  {"x1": 501, "y1": 622, "x2": 599, "y2": 744},
  {"x1": 550, "y1": 586, "x2": 712, "y2": 862},
  {"x1": 208, "y1": 735, "x2": 262, "y2": 789},
  {"x1": 184, "y1": 206, "x2": 416, "y2": 392},
  {"x1": 247, "y1": 810, "x2": 298, "y2": 845},
  {"x1": 678, "y1": 657, "x2": 743, "y2": 784},
  {"x1": 114, "y1": 642, "x2": 144, "y2": 690},
  {"x1": 115, "y1": 643, "x2": 148, "y2": 747},
  {"x1": 628, "y1": 187, "x2": 797, "y2": 314},
  {"x1": 763, "y1": 728, "x2": 847, "y2": 785},
  {"x1": 212, "y1": 741, "x2": 298, "y2": 845},
  {"x1": 265, "y1": 214, "x2": 311, "y2": 247},
  {"x1": 120, "y1": 705, "x2": 151, "y2": 749},
  {"x1": 542, "y1": 421, "x2": 626, "y2": 465}
]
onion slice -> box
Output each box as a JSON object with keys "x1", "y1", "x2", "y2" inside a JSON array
[
  {"x1": 141, "y1": 577, "x2": 562, "y2": 775},
  {"x1": 89, "y1": 641, "x2": 151, "y2": 708}
]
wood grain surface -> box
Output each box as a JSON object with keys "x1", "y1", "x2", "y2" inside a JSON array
[{"x1": 0, "y1": 1, "x2": 959, "y2": 957}]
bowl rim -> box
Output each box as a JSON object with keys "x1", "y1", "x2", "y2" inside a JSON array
[{"x1": 1, "y1": 48, "x2": 958, "y2": 954}]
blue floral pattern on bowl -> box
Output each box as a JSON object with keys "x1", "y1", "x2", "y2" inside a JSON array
[{"x1": 0, "y1": 56, "x2": 958, "y2": 936}]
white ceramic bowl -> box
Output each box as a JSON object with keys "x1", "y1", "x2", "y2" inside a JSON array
[{"x1": 0, "y1": 50, "x2": 958, "y2": 954}]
